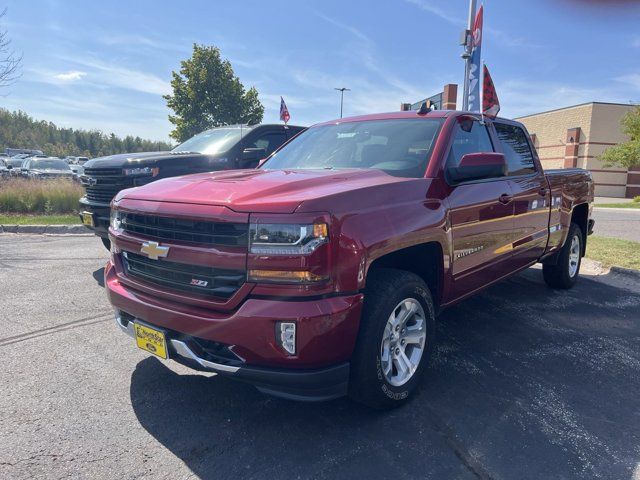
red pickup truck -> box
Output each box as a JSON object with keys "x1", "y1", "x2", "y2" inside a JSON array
[{"x1": 106, "y1": 110, "x2": 594, "y2": 408}]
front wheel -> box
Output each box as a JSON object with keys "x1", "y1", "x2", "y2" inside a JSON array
[
  {"x1": 543, "y1": 223, "x2": 583, "y2": 289},
  {"x1": 349, "y1": 269, "x2": 435, "y2": 409}
]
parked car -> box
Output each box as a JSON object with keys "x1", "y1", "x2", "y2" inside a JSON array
[
  {"x1": 69, "y1": 163, "x2": 84, "y2": 181},
  {"x1": 0, "y1": 158, "x2": 9, "y2": 178},
  {"x1": 21, "y1": 157, "x2": 74, "y2": 180},
  {"x1": 105, "y1": 110, "x2": 594, "y2": 408},
  {"x1": 79, "y1": 123, "x2": 305, "y2": 249},
  {"x1": 5, "y1": 148, "x2": 43, "y2": 157},
  {"x1": 65, "y1": 156, "x2": 90, "y2": 165},
  {"x1": 5, "y1": 157, "x2": 27, "y2": 176}
]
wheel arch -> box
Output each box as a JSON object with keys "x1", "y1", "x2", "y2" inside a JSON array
[
  {"x1": 365, "y1": 242, "x2": 444, "y2": 310},
  {"x1": 571, "y1": 202, "x2": 589, "y2": 256}
]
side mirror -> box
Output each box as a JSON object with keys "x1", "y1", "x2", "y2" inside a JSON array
[
  {"x1": 447, "y1": 152, "x2": 507, "y2": 183},
  {"x1": 241, "y1": 147, "x2": 267, "y2": 168}
]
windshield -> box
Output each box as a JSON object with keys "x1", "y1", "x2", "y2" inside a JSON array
[
  {"x1": 31, "y1": 159, "x2": 71, "y2": 170},
  {"x1": 172, "y1": 127, "x2": 249, "y2": 155},
  {"x1": 7, "y1": 158, "x2": 24, "y2": 167},
  {"x1": 263, "y1": 118, "x2": 443, "y2": 178}
]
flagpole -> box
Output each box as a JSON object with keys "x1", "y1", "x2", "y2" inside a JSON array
[{"x1": 461, "y1": 0, "x2": 477, "y2": 111}]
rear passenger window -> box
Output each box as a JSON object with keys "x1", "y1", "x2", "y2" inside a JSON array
[
  {"x1": 446, "y1": 119, "x2": 494, "y2": 169},
  {"x1": 251, "y1": 132, "x2": 287, "y2": 156},
  {"x1": 494, "y1": 123, "x2": 536, "y2": 176}
]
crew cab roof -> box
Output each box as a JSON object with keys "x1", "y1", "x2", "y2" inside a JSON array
[{"x1": 313, "y1": 110, "x2": 518, "y2": 127}]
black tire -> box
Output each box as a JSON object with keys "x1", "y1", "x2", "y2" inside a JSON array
[
  {"x1": 543, "y1": 223, "x2": 583, "y2": 289},
  {"x1": 349, "y1": 268, "x2": 436, "y2": 409},
  {"x1": 101, "y1": 237, "x2": 111, "y2": 251}
]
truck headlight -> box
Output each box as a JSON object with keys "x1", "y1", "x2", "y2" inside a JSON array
[
  {"x1": 249, "y1": 223, "x2": 328, "y2": 255},
  {"x1": 122, "y1": 166, "x2": 159, "y2": 177},
  {"x1": 110, "y1": 209, "x2": 123, "y2": 232}
]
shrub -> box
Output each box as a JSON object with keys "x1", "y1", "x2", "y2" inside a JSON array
[
  {"x1": 634, "y1": 195, "x2": 640, "y2": 203},
  {"x1": 0, "y1": 178, "x2": 84, "y2": 214}
]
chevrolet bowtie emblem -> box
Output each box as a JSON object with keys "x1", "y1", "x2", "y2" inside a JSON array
[{"x1": 140, "y1": 241, "x2": 169, "y2": 260}]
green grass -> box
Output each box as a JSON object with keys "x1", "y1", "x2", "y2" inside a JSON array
[
  {"x1": 0, "y1": 178, "x2": 84, "y2": 214},
  {"x1": 596, "y1": 203, "x2": 640, "y2": 209},
  {"x1": 586, "y1": 236, "x2": 640, "y2": 270},
  {"x1": 0, "y1": 214, "x2": 80, "y2": 225}
]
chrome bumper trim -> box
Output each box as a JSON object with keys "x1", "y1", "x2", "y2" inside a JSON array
[
  {"x1": 114, "y1": 311, "x2": 239, "y2": 374},
  {"x1": 115, "y1": 312, "x2": 135, "y2": 338},
  {"x1": 169, "y1": 339, "x2": 240, "y2": 373}
]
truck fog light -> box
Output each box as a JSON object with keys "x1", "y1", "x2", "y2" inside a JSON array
[{"x1": 276, "y1": 321, "x2": 296, "y2": 355}]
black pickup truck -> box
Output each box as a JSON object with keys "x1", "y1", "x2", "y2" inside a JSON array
[{"x1": 79, "y1": 123, "x2": 305, "y2": 248}]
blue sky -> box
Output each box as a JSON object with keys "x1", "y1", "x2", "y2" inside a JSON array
[{"x1": 1, "y1": 0, "x2": 639, "y2": 142}]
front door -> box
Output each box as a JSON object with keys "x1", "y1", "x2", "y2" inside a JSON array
[{"x1": 446, "y1": 118, "x2": 516, "y2": 298}]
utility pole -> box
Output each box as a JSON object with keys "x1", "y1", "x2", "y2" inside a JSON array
[
  {"x1": 334, "y1": 87, "x2": 350, "y2": 118},
  {"x1": 461, "y1": 0, "x2": 477, "y2": 111}
]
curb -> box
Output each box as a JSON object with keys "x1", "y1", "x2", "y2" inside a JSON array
[
  {"x1": 0, "y1": 224, "x2": 91, "y2": 234},
  {"x1": 610, "y1": 266, "x2": 640, "y2": 279}
]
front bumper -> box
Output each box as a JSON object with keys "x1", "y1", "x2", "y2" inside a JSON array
[
  {"x1": 115, "y1": 312, "x2": 350, "y2": 401},
  {"x1": 78, "y1": 196, "x2": 110, "y2": 237},
  {"x1": 106, "y1": 262, "x2": 363, "y2": 400}
]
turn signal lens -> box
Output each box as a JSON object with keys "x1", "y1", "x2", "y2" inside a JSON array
[{"x1": 248, "y1": 269, "x2": 327, "y2": 283}]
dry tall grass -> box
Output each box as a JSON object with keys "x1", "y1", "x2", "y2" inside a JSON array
[{"x1": 0, "y1": 178, "x2": 84, "y2": 214}]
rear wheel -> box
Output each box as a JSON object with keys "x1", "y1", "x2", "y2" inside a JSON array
[
  {"x1": 101, "y1": 237, "x2": 111, "y2": 251},
  {"x1": 543, "y1": 223, "x2": 583, "y2": 289},
  {"x1": 349, "y1": 268, "x2": 435, "y2": 409}
]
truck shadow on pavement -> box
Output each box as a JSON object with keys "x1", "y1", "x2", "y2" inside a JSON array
[{"x1": 129, "y1": 269, "x2": 640, "y2": 480}]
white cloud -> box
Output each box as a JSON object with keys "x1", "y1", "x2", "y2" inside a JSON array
[
  {"x1": 403, "y1": 0, "x2": 463, "y2": 26},
  {"x1": 54, "y1": 56, "x2": 171, "y2": 96},
  {"x1": 616, "y1": 73, "x2": 640, "y2": 91},
  {"x1": 497, "y1": 79, "x2": 629, "y2": 118},
  {"x1": 53, "y1": 70, "x2": 86, "y2": 81}
]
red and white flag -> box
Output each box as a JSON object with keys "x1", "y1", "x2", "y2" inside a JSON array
[
  {"x1": 482, "y1": 64, "x2": 500, "y2": 118},
  {"x1": 279, "y1": 96, "x2": 290, "y2": 124}
]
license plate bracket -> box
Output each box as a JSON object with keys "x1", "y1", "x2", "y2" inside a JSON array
[
  {"x1": 134, "y1": 322, "x2": 168, "y2": 359},
  {"x1": 81, "y1": 211, "x2": 94, "y2": 227}
]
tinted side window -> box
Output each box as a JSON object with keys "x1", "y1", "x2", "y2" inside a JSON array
[
  {"x1": 251, "y1": 132, "x2": 287, "y2": 155},
  {"x1": 494, "y1": 123, "x2": 536, "y2": 176},
  {"x1": 446, "y1": 119, "x2": 494, "y2": 169}
]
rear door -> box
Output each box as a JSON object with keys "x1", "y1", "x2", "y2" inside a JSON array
[
  {"x1": 446, "y1": 117, "x2": 516, "y2": 298},
  {"x1": 493, "y1": 122, "x2": 550, "y2": 267}
]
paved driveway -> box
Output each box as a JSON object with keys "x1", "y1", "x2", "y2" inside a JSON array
[
  {"x1": 592, "y1": 207, "x2": 640, "y2": 242},
  {"x1": 1, "y1": 234, "x2": 639, "y2": 479}
]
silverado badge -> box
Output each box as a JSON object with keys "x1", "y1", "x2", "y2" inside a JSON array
[{"x1": 140, "y1": 241, "x2": 169, "y2": 260}]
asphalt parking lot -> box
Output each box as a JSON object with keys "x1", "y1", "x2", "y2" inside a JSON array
[{"x1": 1, "y1": 234, "x2": 639, "y2": 480}]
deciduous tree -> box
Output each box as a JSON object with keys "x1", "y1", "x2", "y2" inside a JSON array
[
  {"x1": 164, "y1": 44, "x2": 264, "y2": 142},
  {"x1": 601, "y1": 106, "x2": 640, "y2": 169}
]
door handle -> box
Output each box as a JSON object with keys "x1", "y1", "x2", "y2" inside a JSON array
[{"x1": 499, "y1": 193, "x2": 513, "y2": 204}]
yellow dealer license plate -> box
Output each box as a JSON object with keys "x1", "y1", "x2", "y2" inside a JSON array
[
  {"x1": 81, "y1": 212, "x2": 94, "y2": 227},
  {"x1": 134, "y1": 323, "x2": 168, "y2": 359}
]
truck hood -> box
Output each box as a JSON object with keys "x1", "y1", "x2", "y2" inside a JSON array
[
  {"x1": 117, "y1": 168, "x2": 417, "y2": 214},
  {"x1": 83, "y1": 150, "x2": 226, "y2": 169}
]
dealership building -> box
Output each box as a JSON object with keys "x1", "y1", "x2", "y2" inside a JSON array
[
  {"x1": 402, "y1": 87, "x2": 638, "y2": 198},
  {"x1": 516, "y1": 102, "x2": 638, "y2": 198}
]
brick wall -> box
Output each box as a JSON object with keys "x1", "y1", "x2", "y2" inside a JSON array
[{"x1": 516, "y1": 102, "x2": 637, "y2": 198}]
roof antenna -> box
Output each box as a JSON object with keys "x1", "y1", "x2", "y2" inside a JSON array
[{"x1": 417, "y1": 101, "x2": 431, "y2": 115}]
